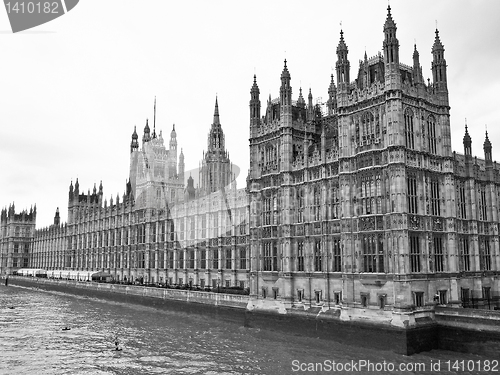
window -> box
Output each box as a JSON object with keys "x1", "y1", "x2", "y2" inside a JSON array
[
  {"x1": 263, "y1": 197, "x2": 271, "y2": 226},
  {"x1": 297, "y1": 241, "x2": 305, "y2": 271},
  {"x1": 332, "y1": 237, "x2": 341, "y2": 272},
  {"x1": 409, "y1": 234, "x2": 421, "y2": 273},
  {"x1": 361, "y1": 235, "x2": 384, "y2": 273},
  {"x1": 212, "y1": 249, "x2": 219, "y2": 269},
  {"x1": 334, "y1": 292, "x2": 342, "y2": 305},
  {"x1": 315, "y1": 290, "x2": 322, "y2": 304},
  {"x1": 239, "y1": 280, "x2": 245, "y2": 289},
  {"x1": 330, "y1": 185, "x2": 339, "y2": 219},
  {"x1": 188, "y1": 249, "x2": 195, "y2": 269},
  {"x1": 239, "y1": 248, "x2": 247, "y2": 269},
  {"x1": 297, "y1": 289, "x2": 304, "y2": 302},
  {"x1": 461, "y1": 288, "x2": 469, "y2": 305},
  {"x1": 297, "y1": 189, "x2": 304, "y2": 223},
  {"x1": 427, "y1": 116, "x2": 437, "y2": 154},
  {"x1": 178, "y1": 250, "x2": 184, "y2": 269},
  {"x1": 478, "y1": 185, "x2": 487, "y2": 221},
  {"x1": 379, "y1": 295, "x2": 386, "y2": 309},
  {"x1": 413, "y1": 292, "x2": 424, "y2": 307},
  {"x1": 201, "y1": 249, "x2": 206, "y2": 269},
  {"x1": 263, "y1": 242, "x2": 278, "y2": 271},
  {"x1": 407, "y1": 173, "x2": 418, "y2": 214},
  {"x1": 404, "y1": 109, "x2": 415, "y2": 149},
  {"x1": 361, "y1": 294, "x2": 368, "y2": 307},
  {"x1": 314, "y1": 241, "x2": 322, "y2": 272},
  {"x1": 225, "y1": 249, "x2": 232, "y2": 269},
  {"x1": 313, "y1": 186, "x2": 321, "y2": 221},
  {"x1": 225, "y1": 279, "x2": 230, "y2": 288},
  {"x1": 479, "y1": 237, "x2": 491, "y2": 271},
  {"x1": 458, "y1": 236, "x2": 470, "y2": 272},
  {"x1": 433, "y1": 236, "x2": 444, "y2": 272},
  {"x1": 262, "y1": 287, "x2": 267, "y2": 299},
  {"x1": 273, "y1": 288, "x2": 279, "y2": 300},
  {"x1": 430, "y1": 178, "x2": 441, "y2": 216},
  {"x1": 457, "y1": 181, "x2": 467, "y2": 219},
  {"x1": 438, "y1": 290, "x2": 447, "y2": 305}
]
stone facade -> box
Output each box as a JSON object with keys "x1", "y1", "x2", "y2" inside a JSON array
[
  {"x1": 0, "y1": 204, "x2": 36, "y2": 275},
  {"x1": 246, "y1": 7, "x2": 499, "y2": 324}
]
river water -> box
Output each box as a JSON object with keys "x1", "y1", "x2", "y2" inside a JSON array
[{"x1": 0, "y1": 284, "x2": 497, "y2": 375}]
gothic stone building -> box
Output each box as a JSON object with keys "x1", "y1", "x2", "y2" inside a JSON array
[
  {"x1": 246, "y1": 7, "x2": 499, "y2": 324},
  {"x1": 0, "y1": 204, "x2": 36, "y2": 275},
  {"x1": 22, "y1": 6, "x2": 500, "y2": 326},
  {"x1": 31, "y1": 98, "x2": 250, "y2": 291}
]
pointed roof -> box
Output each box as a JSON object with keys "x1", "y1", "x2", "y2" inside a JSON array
[
  {"x1": 328, "y1": 74, "x2": 336, "y2": 94},
  {"x1": 251, "y1": 74, "x2": 259, "y2": 94},
  {"x1": 170, "y1": 124, "x2": 176, "y2": 138},
  {"x1": 281, "y1": 59, "x2": 291, "y2": 80},
  {"x1": 432, "y1": 28, "x2": 444, "y2": 52},
  {"x1": 463, "y1": 123, "x2": 472, "y2": 147},
  {"x1": 383, "y1": 5, "x2": 397, "y2": 31},
  {"x1": 336, "y1": 29, "x2": 348, "y2": 54},
  {"x1": 484, "y1": 130, "x2": 492, "y2": 150},
  {"x1": 132, "y1": 125, "x2": 138, "y2": 140},
  {"x1": 213, "y1": 96, "x2": 220, "y2": 126}
]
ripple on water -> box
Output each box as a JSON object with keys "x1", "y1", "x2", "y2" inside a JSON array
[{"x1": 0, "y1": 285, "x2": 496, "y2": 375}]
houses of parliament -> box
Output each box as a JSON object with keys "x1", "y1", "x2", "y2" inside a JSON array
[{"x1": 2, "y1": 7, "x2": 499, "y2": 325}]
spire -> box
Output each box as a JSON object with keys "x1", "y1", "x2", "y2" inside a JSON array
[
  {"x1": 152, "y1": 97, "x2": 157, "y2": 139},
  {"x1": 463, "y1": 121, "x2": 472, "y2": 156},
  {"x1": 131, "y1": 125, "x2": 139, "y2": 153},
  {"x1": 383, "y1": 5, "x2": 399, "y2": 66},
  {"x1": 432, "y1": 28, "x2": 447, "y2": 90},
  {"x1": 297, "y1": 87, "x2": 305, "y2": 107},
  {"x1": 484, "y1": 129, "x2": 492, "y2": 162},
  {"x1": 280, "y1": 59, "x2": 292, "y2": 106},
  {"x1": 213, "y1": 96, "x2": 220, "y2": 126},
  {"x1": 143, "y1": 119, "x2": 151, "y2": 143},
  {"x1": 250, "y1": 74, "x2": 261, "y2": 128},
  {"x1": 328, "y1": 74, "x2": 337, "y2": 115},
  {"x1": 412, "y1": 44, "x2": 422, "y2": 85},
  {"x1": 336, "y1": 29, "x2": 350, "y2": 86},
  {"x1": 383, "y1": 5, "x2": 397, "y2": 31}
]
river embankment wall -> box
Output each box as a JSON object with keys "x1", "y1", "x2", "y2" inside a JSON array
[{"x1": 5, "y1": 276, "x2": 500, "y2": 356}]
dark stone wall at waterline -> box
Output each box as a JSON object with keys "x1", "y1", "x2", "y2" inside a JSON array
[{"x1": 6, "y1": 276, "x2": 500, "y2": 356}]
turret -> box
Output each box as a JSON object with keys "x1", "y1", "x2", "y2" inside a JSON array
[
  {"x1": 431, "y1": 28, "x2": 448, "y2": 92},
  {"x1": 336, "y1": 30, "x2": 350, "y2": 88},
  {"x1": 53, "y1": 207, "x2": 60, "y2": 226},
  {"x1": 412, "y1": 44, "x2": 423, "y2": 85},
  {"x1": 383, "y1": 5, "x2": 399, "y2": 68},
  {"x1": 142, "y1": 119, "x2": 151, "y2": 144},
  {"x1": 130, "y1": 126, "x2": 139, "y2": 153},
  {"x1": 250, "y1": 75, "x2": 261, "y2": 134},
  {"x1": 484, "y1": 130, "x2": 492, "y2": 163},
  {"x1": 280, "y1": 59, "x2": 292, "y2": 108},
  {"x1": 307, "y1": 88, "x2": 314, "y2": 121},
  {"x1": 327, "y1": 74, "x2": 337, "y2": 115},
  {"x1": 463, "y1": 123, "x2": 472, "y2": 157}
]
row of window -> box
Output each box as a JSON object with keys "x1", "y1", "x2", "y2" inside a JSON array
[{"x1": 404, "y1": 111, "x2": 437, "y2": 153}]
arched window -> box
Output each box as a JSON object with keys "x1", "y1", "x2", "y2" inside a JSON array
[
  {"x1": 404, "y1": 109, "x2": 415, "y2": 149},
  {"x1": 427, "y1": 115, "x2": 437, "y2": 154}
]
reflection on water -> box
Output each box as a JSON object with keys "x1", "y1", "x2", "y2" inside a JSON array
[{"x1": 0, "y1": 285, "x2": 494, "y2": 374}]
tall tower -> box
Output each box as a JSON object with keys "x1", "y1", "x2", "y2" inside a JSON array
[
  {"x1": 200, "y1": 97, "x2": 232, "y2": 195},
  {"x1": 383, "y1": 5, "x2": 400, "y2": 88},
  {"x1": 169, "y1": 125, "x2": 178, "y2": 178},
  {"x1": 432, "y1": 28, "x2": 448, "y2": 98}
]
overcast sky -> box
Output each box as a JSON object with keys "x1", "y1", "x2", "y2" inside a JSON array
[{"x1": 1, "y1": 0, "x2": 500, "y2": 228}]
